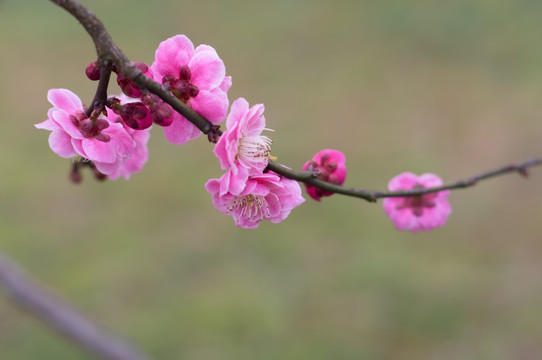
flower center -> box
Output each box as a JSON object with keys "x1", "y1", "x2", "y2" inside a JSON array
[
  {"x1": 236, "y1": 133, "x2": 273, "y2": 165},
  {"x1": 162, "y1": 65, "x2": 199, "y2": 103},
  {"x1": 70, "y1": 111, "x2": 110, "y2": 142},
  {"x1": 227, "y1": 194, "x2": 270, "y2": 220},
  {"x1": 396, "y1": 183, "x2": 437, "y2": 217}
]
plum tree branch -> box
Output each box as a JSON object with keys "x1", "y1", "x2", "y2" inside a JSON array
[
  {"x1": 0, "y1": 251, "x2": 153, "y2": 360},
  {"x1": 49, "y1": 0, "x2": 542, "y2": 203}
]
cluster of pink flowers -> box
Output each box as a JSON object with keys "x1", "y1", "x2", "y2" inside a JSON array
[
  {"x1": 37, "y1": 34, "x2": 306, "y2": 229},
  {"x1": 37, "y1": 35, "x2": 230, "y2": 179},
  {"x1": 206, "y1": 98, "x2": 304, "y2": 228},
  {"x1": 37, "y1": 34, "x2": 453, "y2": 231}
]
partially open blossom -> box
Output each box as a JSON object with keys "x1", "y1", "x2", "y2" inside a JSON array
[
  {"x1": 104, "y1": 96, "x2": 151, "y2": 180},
  {"x1": 35, "y1": 88, "x2": 135, "y2": 175},
  {"x1": 151, "y1": 34, "x2": 231, "y2": 145},
  {"x1": 108, "y1": 97, "x2": 153, "y2": 130},
  {"x1": 205, "y1": 172, "x2": 305, "y2": 229},
  {"x1": 213, "y1": 97, "x2": 272, "y2": 194},
  {"x1": 382, "y1": 172, "x2": 451, "y2": 232},
  {"x1": 302, "y1": 149, "x2": 347, "y2": 201}
]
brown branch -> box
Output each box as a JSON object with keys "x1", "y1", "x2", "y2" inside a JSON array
[
  {"x1": 50, "y1": 0, "x2": 542, "y2": 202},
  {"x1": 0, "y1": 251, "x2": 153, "y2": 360},
  {"x1": 85, "y1": 60, "x2": 113, "y2": 118}
]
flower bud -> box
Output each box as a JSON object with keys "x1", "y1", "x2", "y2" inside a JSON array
[
  {"x1": 120, "y1": 102, "x2": 153, "y2": 130},
  {"x1": 70, "y1": 166, "x2": 82, "y2": 183},
  {"x1": 85, "y1": 61, "x2": 101, "y2": 81},
  {"x1": 150, "y1": 102, "x2": 174, "y2": 127},
  {"x1": 302, "y1": 149, "x2": 347, "y2": 201}
]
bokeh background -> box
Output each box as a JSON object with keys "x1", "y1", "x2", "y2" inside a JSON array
[{"x1": 1, "y1": 0, "x2": 542, "y2": 359}]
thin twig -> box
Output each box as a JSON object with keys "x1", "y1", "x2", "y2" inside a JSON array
[
  {"x1": 85, "y1": 60, "x2": 113, "y2": 118},
  {"x1": 268, "y1": 157, "x2": 542, "y2": 202},
  {"x1": 0, "y1": 251, "x2": 153, "y2": 360}
]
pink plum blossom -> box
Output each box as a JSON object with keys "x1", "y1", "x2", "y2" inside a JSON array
[
  {"x1": 104, "y1": 96, "x2": 151, "y2": 180},
  {"x1": 213, "y1": 97, "x2": 272, "y2": 194},
  {"x1": 151, "y1": 34, "x2": 231, "y2": 145},
  {"x1": 205, "y1": 172, "x2": 305, "y2": 229},
  {"x1": 302, "y1": 149, "x2": 347, "y2": 201},
  {"x1": 382, "y1": 172, "x2": 452, "y2": 232},
  {"x1": 35, "y1": 88, "x2": 135, "y2": 175}
]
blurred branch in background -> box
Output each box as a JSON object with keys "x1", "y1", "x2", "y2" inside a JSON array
[{"x1": 0, "y1": 251, "x2": 153, "y2": 360}]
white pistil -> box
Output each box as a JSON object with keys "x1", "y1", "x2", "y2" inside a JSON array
[{"x1": 237, "y1": 132, "x2": 273, "y2": 165}]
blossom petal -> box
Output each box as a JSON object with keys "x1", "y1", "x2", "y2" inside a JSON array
[
  {"x1": 152, "y1": 35, "x2": 194, "y2": 80},
  {"x1": 189, "y1": 48, "x2": 226, "y2": 90},
  {"x1": 388, "y1": 172, "x2": 418, "y2": 191},
  {"x1": 205, "y1": 178, "x2": 221, "y2": 195},
  {"x1": 226, "y1": 97, "x2": 249, "y2": 130},
  {"x1": 35, "y1": 118, "x2": 59, "y2": 131},
  {"x1": 221, "y1": 168, "x2": 248, "y2": 196},
  {"x1": 71, "y1": 139, "x2": 86, "y2": 158},
  {"x1": 190, "y1": 89, "x2": 229, "y2": 123},
  {"x1": 163, "y1": 113, "x2": 201, "y2": 145},
  {"x1": 47, "y1": 88, "x2": 83, "y2": 114},
  {"x1": 418, "y1": 173, "x2": 444, "y2": 188},
  {"x1": 81, "y1": 138, "x2": 116, "y2": 163},
  {"x1": 94, "y1": 158, "x2": 123, "y2": 175},
  {"x1": 48, "y1": 130, "x2": 77, "y2": 158},
  {"x1": 219, "y1": 76, "x2": 232, "y2": 93},
  {"x1": 241, "y1": 103, "x2": 266, "y2": 134},
  {"x1": 103, "y1": 123, "x2": 136, "y2": 157},
  {"x1": 49, "y1": 109, "x2": 83, "y2": 139}
]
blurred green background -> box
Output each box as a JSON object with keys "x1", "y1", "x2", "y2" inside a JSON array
[{"x1": 1, "y1": 0, "x2": 542, "y2": 359}]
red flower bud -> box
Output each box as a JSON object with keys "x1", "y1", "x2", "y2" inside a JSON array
[{"x1": 85, "y1": 61, "x2": 101, "y2": 81}]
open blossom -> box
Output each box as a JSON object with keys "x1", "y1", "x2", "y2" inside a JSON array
[
  {"x1": 35, "y1": 88, "x2": 135, "y2": 175},
  {"x1": 382, "y1": 172, "x2": 451, "y2": 232},
  {"x1": 213, "y1": 97, "x2": 272, "y2": 194},
  {"x1": 105, "y1": 95, "x2": 151, "y2": 180},
  {"x1": 205, "y1": 172, "x2": 305, "y2": 229},
  {"x1": 302, "y1": 149, "x2": 347, "y2": 201},
  {"x1": 151, "y1": 34, "x2": 231, "y2": 145}
]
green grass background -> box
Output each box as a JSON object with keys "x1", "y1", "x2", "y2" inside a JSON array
[{"x1": 1, "y1": 0, "x2": 542, "y2": 359}]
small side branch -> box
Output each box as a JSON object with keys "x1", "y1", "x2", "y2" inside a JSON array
[
  {"x1": 0, "y1": 251, "x2": 153, "y2": 360},
  {"x1": 85, "y1": 60, "x2": 113, "y2": 118}
]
